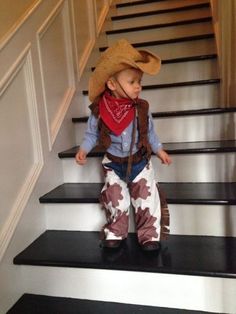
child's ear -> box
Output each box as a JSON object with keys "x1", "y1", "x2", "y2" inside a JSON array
[{"x1": 106, "y1": 78, "x2": 116, "y2": 91}]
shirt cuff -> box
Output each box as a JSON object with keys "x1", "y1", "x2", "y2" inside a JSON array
[{"x1": 151, "y1": 142, "x2": 163, "y2": 154}]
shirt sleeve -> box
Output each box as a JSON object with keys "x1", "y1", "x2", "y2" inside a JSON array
[
  {"x1": 148, "y1": 112, "x2": 163, "y2": 154},
  {"x1": 80, "y1": 114, "x2": 99, "y2": 153}
]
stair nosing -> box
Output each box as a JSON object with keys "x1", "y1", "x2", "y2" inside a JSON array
[
  {"x1": 91, "y1": 54, "x2": 218, "y2": 71},
  {"x1": 116, "y1": 0, "x2": 167, "y2": 8},
  {"x1": 141, "y1": 79, "x2": 220, "y2": 90},
  {"x1": 82, "y1": 79, "x2": 220, "y2": 97},
  {"x1": 99, "y1": 34, "x2": 215, "y2": 52},
  {"x1": 8, "y1": 293, "x2": 212, "y2": 314},
  {"x1": 72, "y1": 108, "x2": 236, "y2": 124},
  {"x1": 106, "y1": 17, "x2": 212, "y2": 34},
  {"x1": 13, "y1": 230, "x2": 236, "y2": 279},
  {"x1": 161, "y1": 54, "x2": 217, "y2": 64},
  {"x1": 111, "y1": 3, "x2": 210, "y2": 20},
  {"x1": 58, "y1": 140, "x2": 236, "y2": 161},
  {"x1": 82, "y1": 78, "x2": 221, "y2": 96},
  {"x1": 39, "y1": 182, "x2": 236, "y2": 206},
  {"x1": 151, "y1": 107, "x2": 236, "y2": 118}
]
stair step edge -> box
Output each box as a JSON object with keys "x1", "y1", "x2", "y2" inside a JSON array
[
  {"x1": 112, "y1": 3, "x2": 210, "y2": 20},
  {"x1": 99, "y1": 34, "x2": 215, "y2": 51},
  {"x1": 58, "y1": 141, "x2": 236, "y2": 159},
  {"x1": 13, "y1": 231, "x2": 236, "y2": 279},
  {"x1": 107, "y1": 17, "x2": 212, "y2": 34},
  {"x1": 39, "y1": 182, "x2": 236, "y2": 205},
  {"x1": 82, "y1": 79, "x2": 220, "y2": 96},
  {"x1": 116, "y1": 0, "x2": 167, "y2": 8},
  {"x1": 91, "y1": 54, "x2": 218, "y2": 71},
  {"x1": 8, "y1": 293, "x2": 216, "y2": 314},
  {"x1": 72, "y1": 108, "x2": 236, "y2": 123}
]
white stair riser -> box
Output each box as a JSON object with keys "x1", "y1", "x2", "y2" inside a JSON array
[
  {"x1": 142, "y1": 39, "x2": 217, "y2": 60},
  {"x1": 142, "y1": 59, "x2": 219, "y2": 85},
  {"x1": 144, "y1": 84, "x2": 220, "y2": 112},
  {"x1": 107, "y1": 22, "x2": 213, "y2": 45},
  {"x1": 81, "y1": 59, "x2": 219, "y2": 90},
  {"x1": 115, "y1": 0, "x2": 209, "y2": 16},
  {"x1": 75, "y1": 112, "x2": 236, "y2": 144},
  {"x1": 81, "y1": 84, "x2": 220, "y2": 113},
  {"x1": 22, "y1": 266, "x2": 236, "y2": 313},
  {"x1": 45, "y1": 203, "x2": 236, "y2": 237},
  {"x1": 155, "y1": 112, "x2": 236, "y2": 143},
  {"x1": 62, "y1": 153, "x2": 236, "y2": 183}
]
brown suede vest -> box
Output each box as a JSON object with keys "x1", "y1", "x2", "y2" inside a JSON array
[{"x1": 89, "y1": 98, "x2": 152, "y2": 158}]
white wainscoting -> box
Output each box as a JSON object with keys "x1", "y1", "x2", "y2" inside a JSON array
[
  {"x1": 0, "y1": 44, "x2": 43, "y2": 261},
  {"x1": 0, "y1": 0, "x2": 42, "y2": 50},
  {"x1": 37, "y1": 0, "x2": 75, "y2": 150},
  {"x1": 95, "y1": 0, "x2": 111, "y2": 34},
  {"x1": 70, "y1": 1, "x2": 96, "y2": 80}
]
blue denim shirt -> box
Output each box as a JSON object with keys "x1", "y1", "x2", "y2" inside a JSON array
[{"x1": 80, "y1": 112, "x2": 162, "y2": 157}]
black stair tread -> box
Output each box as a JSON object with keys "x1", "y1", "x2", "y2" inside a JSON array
[
  {"x1": 82, "y1": 79, "x2": 220, "y2": 95},
  {"x1": 91, "y1": 54, "x2": 218, "y2": 71},
  {"x1": 111, "y1": 2, "x2": 210, "y2": 20},
  {"x1": 58, "y1": 141, "x2": 236, "y2": 159},
  {"x1": 160, "y1": 54, "x2": 217, "y2": 64},
  {"x1": 116, "y1": 0, "x2": 167, "y2": 8},
  {"x1": 39, "y1": 182, "x2": 236, "y2": 205},
  {"x1": 13, "y1": 231, "x2": 236, "y2": 279},
  {"x1": 107, "y1": 17, "x2": 212, "y2": 34},
  {"x1": 72, "y1": 107, "x2": 236, "y2": 123},
  {"x1": 152, "y1": 107, "x2": 236, "y2": 118},
  {"x1": 99, "y1": 34, "x2": 214, "y2": 52},
  {"x1": 7, "y1": 293, "x2": 216, "y2": 314}
]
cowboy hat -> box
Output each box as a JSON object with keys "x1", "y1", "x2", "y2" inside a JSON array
[{"x1": 88, "y1": 39, "x2": 161, "y2": 102}]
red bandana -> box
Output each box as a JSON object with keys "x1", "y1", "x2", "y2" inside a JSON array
[{"x1": 99, "y1": 91, "x2": 135, "y2": 136}]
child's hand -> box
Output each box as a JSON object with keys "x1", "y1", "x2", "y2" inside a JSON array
[
  {"x1": 157, "y1": 149, "x2": 172, "y2": 165},
  {"x1": 75, "y1": 149, "x2": 87, "y2": 165}
]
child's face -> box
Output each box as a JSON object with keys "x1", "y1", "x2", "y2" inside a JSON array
[{"x1": 108, "y1": 68, "x2": 143, "y2": 99}]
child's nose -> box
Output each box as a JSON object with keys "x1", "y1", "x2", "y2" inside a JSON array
[{"x1": 135, "y1": 82, "x2": 142, "y2": 89}]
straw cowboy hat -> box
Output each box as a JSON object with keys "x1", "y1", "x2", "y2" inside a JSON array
[{"x1": 88, "y1": 39, "x2": 161, "y2": 102}]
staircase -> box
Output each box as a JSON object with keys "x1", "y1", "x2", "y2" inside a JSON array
[{"x1": 8, "y1": 0, "x2": 236, "y2": 313}]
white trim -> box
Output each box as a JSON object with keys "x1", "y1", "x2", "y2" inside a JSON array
[
  {"x1": 37, "y1": 0, "x2": 75, "y2": 150},
  {"x1": 50, "y1": 86, "x2": 75, "y2": 144},
  {"x1": 96, "y1": 1, "x2": 110, "y2": 34},
  {"x1": 0, "y1": 0, "x2": 42, "y2": 51},
  {"x1": 68, "y1": 0, "x2": 80, "y2": 81},
  {"x1": 0, "y1": 44, "x2": 43, "y2": 262},
  {"x1": 50, "y1": 0, "x2": 76, "y2": 144},
  {"x1": 37, "y1": 0, "x2": 64, "y2": 39},
  {"x1": 62, "y1": 0, "x2": 76, "y2": 88},
  {"x1": 73, "y1": 0, "x2": 96, "y2": 80},
  {"x1": 78, "y1": 38, "x2": 95, "y2": 79}
]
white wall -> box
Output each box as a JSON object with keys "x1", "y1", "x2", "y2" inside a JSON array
[{"x1": 0, "y1": 0, "x2": 111, "y2": 312}]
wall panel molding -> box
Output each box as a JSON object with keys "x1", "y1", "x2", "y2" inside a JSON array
[
  {"x1": 78, "y1": 37, "x2": 95, "y2": 79},
  {"x1": 37, "y1": 0, "x2": 75, "y2": 149},
  {"x1": 69, "y1": 0, "x2": 96, "y2": 80},
  {"x1": 96, "y1": 0, "x2": 110, "y2": 35},
  {"x1": 78, "y1": 0, "x2": 96, "y2": 78},
  {"x1": 0, "y1": 0, "x2": 42, "y2": 51},
  {"x1": 0, "y1": 44, "x2": 43, "y2": 261}
]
